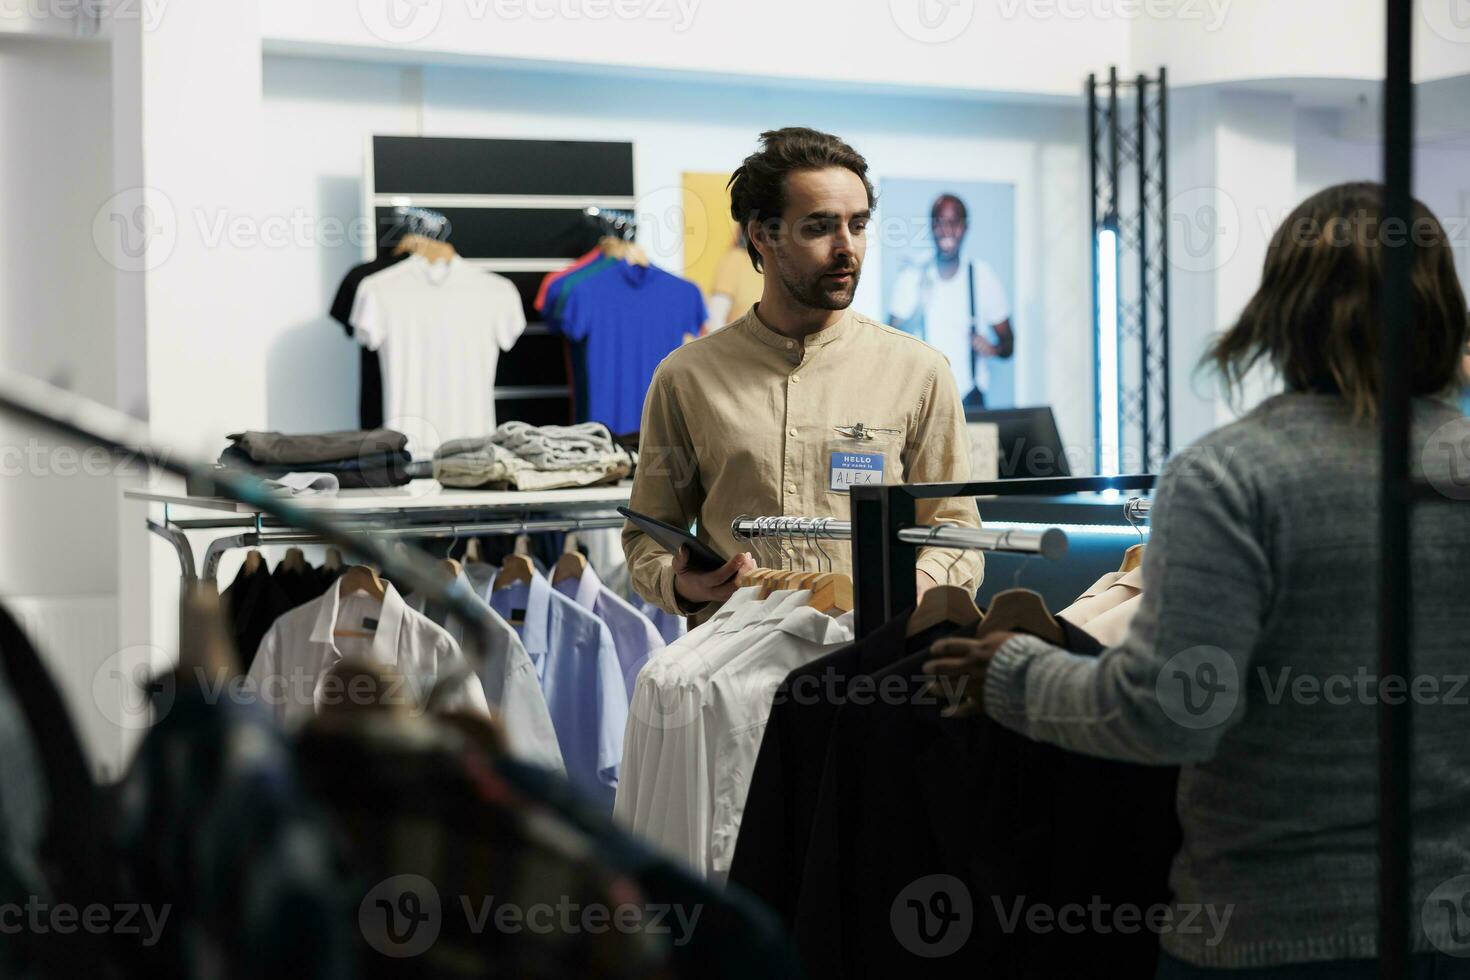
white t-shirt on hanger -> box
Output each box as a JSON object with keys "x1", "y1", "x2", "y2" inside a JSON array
[{"x1": 350, "y1": 255, "x2": 526, "y2": 457}]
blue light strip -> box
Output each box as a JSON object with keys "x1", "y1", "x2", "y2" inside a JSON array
[{"x1": 1096, "y1": 226, "x2": 1121, "y2": 476}]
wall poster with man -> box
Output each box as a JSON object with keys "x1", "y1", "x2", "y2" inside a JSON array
[{"x1": 880, "y1": 178, "x2": 1018, "y2": 410}]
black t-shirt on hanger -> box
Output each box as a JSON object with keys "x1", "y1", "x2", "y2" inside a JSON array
[{"x1": 329, "y1": 252, "x2": 408, "y2": 430}]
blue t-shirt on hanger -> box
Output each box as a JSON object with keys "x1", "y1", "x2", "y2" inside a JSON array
[{"x1": 553, "y1": 261, "x2": 707, "y2": 436}]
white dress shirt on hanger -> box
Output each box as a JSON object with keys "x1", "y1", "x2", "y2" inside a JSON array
[
  {"x1": 406, "y1": 570, "x2": 565, "y2": 776},
  {"x1": 245, "y1": 580, "x2": 489, "y2": 728}
]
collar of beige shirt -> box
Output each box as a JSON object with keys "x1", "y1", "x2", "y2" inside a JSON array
[{"x1": 739, "y1": 304, "x2": 853, "y2": 355}]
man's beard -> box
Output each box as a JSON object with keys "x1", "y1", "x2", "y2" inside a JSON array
[{"x1": 775, "y1": 255, "x2": 861, "y2": 312}]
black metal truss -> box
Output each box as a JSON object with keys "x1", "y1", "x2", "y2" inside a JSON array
[{"x1": 1088, "y1": 67, "x2": 1170, "y2": 473}]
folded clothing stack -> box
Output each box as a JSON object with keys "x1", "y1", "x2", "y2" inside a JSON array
[
  {"x1": 433, "y1": 421, "x2": 634, "y2": 491},
  {"x1": 219, "y1": 428, "x2": 412, "y2": 489}
]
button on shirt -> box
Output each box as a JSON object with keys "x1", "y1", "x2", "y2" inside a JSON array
[
  {"x1": 623, "y1": 307, "x2": 983, "y2": 620},
  {"x1": 407, "y1": 571, "x2": 566, "y2": 776},
  {"x1": 246, "y1": 581, "x2": 489, "y2": 728},
  {"x1": 489, "y1": 572, "x2": 626, "y2": 813},
  {"x1": 553, "y1": 565, "x2": 665, "y2": 699}
]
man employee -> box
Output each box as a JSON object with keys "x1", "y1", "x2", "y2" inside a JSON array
[{"x1": 623, "y1": 127, "x2": 983, "y2": 620}]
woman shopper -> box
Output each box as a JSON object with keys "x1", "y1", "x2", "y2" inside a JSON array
[{"x1": 925, "y1": 182, "x2": 1470, "y2": 977}]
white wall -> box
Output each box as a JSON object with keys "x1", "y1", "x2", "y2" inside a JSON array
[
  {"x1": 0, "y1": 35, "x2": 124, "y2": 773},
  {"x1": 0, "y1": 37, "x2": 118, "y2": 596},
  {"x1": 259, "y1": 55, "x2": 1098, "y2": 460},
  {"x1": 1297, "y1": 103, "x2": 1470, "y2": 294},
  {"x1": 261, "y1": 0, "x2": 1130, "y2": 99},
  {"x1": 108, "y1": 2, "x2": 269, "y2": 771},
  {"x1": 264, "y1": 0, "x2": 1470, "y2": 101},
  {"x1": 259, "y1": 57, "x2": 420, "y2": 433},
  {"x1": 1132, "y1": 0, "x2": 1470, "y2": 87}
]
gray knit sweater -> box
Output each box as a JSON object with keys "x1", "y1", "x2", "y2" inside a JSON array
[{"x1": 984, "y1": 393, "x2": 1470, "y2": 967}]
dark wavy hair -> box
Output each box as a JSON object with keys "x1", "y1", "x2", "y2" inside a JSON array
[
  {"x1": 1206, "y1": 181, "x2": 1468, "y2": 420},
  {"x1": 727, "y1": 127, "x2": 876, "y2": 272}
]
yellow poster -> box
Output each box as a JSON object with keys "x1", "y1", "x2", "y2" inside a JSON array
[{"x1": 682, "y1": 172, "x2": 764, "y2": 329}]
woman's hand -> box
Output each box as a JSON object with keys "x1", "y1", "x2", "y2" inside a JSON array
[{"x1": 922, "y1": 631, "x2": 1020, "y2": 718}]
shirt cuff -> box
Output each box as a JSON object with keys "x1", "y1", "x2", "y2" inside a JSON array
[
  {"x1": 915, "y1": 555, "x2": 957, "y2": 588},
  {"x1": 657, "y1": 559, "x2": 709, "y2": 617},
  {"x1": 983, "y1": 633, "x2": 1059, "y2": 733}
]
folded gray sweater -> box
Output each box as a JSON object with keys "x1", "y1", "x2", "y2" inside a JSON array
[{"x1": 434, "y1": 422, "x2": 632, "y2": 490}]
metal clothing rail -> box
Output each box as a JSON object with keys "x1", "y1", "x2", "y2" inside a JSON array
[
  {"x1": 144, "y1": 513, "x2": 628, "y2": 585},
  {"x1": 730, "y1": 515, "x2": 1071, "y2": 561},
  {"x1": 848, "y1": 475, "x2": 1158, "y2": 638}
]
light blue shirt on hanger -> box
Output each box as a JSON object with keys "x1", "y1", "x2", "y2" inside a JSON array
[
  {"x1": 489, "y1": 570, "x2": 626, "y2": 813},
  {"x1": 553, "y1": 564, "x2": 664, "y2": 698}
]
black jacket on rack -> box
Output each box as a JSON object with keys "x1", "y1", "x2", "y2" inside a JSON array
[
  {"x1": 222, "y1": 562, "x2": 292, "y2": 671},
  {"x1": 272, "y1": 563, "x2": 328, "y2": 609},
  {"x1": 745, "y1": 616, "x2": 1180, "y2": 980},
  {"x1": 727, "y1": 609, "x2": 952, "y2": 926}
]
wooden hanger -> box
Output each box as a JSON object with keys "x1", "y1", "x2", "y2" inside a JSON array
[
  {"x1": 279, "y1": 547, "x2": 307, "y2": 574},
  {"x1": 394, "y1": 233, "x2": 457, "y2": 263},
  {"x1": 792, "y1": 570, "x2": 825, "y2": 590},
  {"x1": 974, "y1": 588, "x2": 1066, "y2": 645},
  {"x1": 736, "y1": 566, "x2": 776, "y2": 599},
  {"x1": 440, "y1": 557, "x2": 463, "y2": 579},
  {"x1": 178, "y1": 581, "x2": 237, "y2": 676},
  {"x1": 598, "y1": 235, "x2": 650, "y2": 267},
  {"x1": 494, "y1": 553, "x2": 536, "y2": 592},
  {"x1": 552, "y1": 550, "x2": 588, "y2": 585},
  {"x1": 906, "y1": 584, "x2": 982, "y2": 638},
  {"x1": 464, "y1": 537, "x2": 484, "y2": 564},
  {"x1": 513, "y1": 533, "x2": 532, "y2": 556},
  {"x1": 337, "y1": 565, "x2": 386, "y2": 602},
  {"x1": 334, "y1": 565, "x2": 386, "y2": 639},
  {"x1": 242, "y1": 550, "x2": 264, "y2": 575},
  {"x1": 1119, "y1": 543, "x2": 1145, "y2": 573},
  {"x1": 806, "y1": 573, "x2": 854, "y2": 614},
  {"x1": 323, "y1": 548, "x2": 343, "y2": 573}
]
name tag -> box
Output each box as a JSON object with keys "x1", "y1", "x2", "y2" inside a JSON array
[{"x1": 830, "y1": 451, "x2": 886, "y2": 492}]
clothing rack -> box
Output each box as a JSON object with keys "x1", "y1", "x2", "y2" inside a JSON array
[
  {"x1": 847, "y1": 474, "x2": 1157, "y2": 638},
  {"x1": 133, "y1": 490, "x2": 631, "y2": 597},
  {"x1": 730, "y1": 515, "x2": 1071, "y2": 563},
  {"x1": 171, "y1": 514, "x2": 628, "y2": 584},
  {"x1": 389, "y1": 204, "x2": 450, "y2": 241},
  {"x1": 583, "y1": 206, "x2": 636, "y2": 240}
]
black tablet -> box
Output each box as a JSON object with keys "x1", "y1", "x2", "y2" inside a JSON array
[{"x1": 617, "y1": 506, "x2": 729, "y2": 573}]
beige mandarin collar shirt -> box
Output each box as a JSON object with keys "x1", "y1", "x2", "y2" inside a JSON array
[{"x1": 623, "y1": 305, "x2": 983, "y2": 621}]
